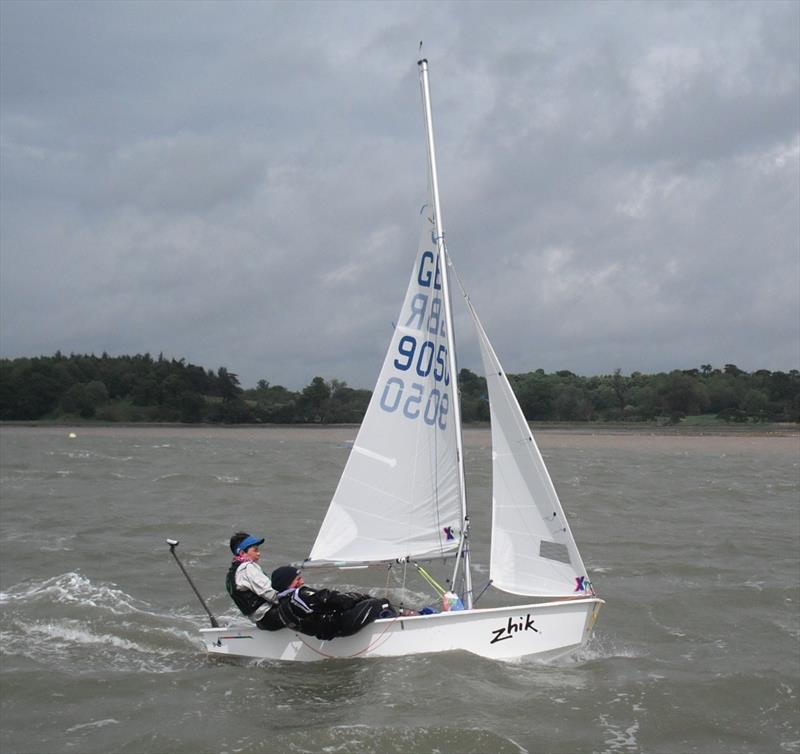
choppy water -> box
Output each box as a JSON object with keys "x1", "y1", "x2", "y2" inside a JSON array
[{"x1": 1, "y1": 425, "x2": 798, "y2": 754}]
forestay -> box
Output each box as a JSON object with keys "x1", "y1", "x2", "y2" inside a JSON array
[
  {"x1": 309, "y1": 217, "x2": 462, "y2": 565},
  {"x1": 464, "y1": 286, "x2": 589, "y2": 597}
]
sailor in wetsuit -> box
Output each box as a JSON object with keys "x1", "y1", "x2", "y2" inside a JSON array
[
  {"x1": 225, "y1": 531, "x2": 282, "y2": 630},
  {"x1": 270, "y1": 565, "x2": 395, "y2": 641}
]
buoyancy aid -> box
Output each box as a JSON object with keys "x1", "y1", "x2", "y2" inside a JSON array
[{"x1": 226, "y1": 560, "x2": 269, "y2": 617}]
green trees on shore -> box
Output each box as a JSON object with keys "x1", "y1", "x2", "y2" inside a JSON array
[
  {"x1": 0, "y1": 352, "x2": 797, "y2": 424},
  {"x1": 0, "y1": 353, "x2": 372, "y2": 424},
  {"x1": 459, "y1": 365, "x2": 799, "y2": 424}
]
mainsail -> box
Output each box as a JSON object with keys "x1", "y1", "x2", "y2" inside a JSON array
[
  {"x1": 464, "y1": 288, "x2": 589, "y2": 597},
  {"x1": 309, "y1": 217, "x2": 462, "y2": 564}
]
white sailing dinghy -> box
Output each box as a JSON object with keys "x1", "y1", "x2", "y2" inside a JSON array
[{"x1": 200, "y1": 58, "x2": 603, "y2": 662}]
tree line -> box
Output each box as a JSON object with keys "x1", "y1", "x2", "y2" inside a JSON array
[{"x1": 0, "y1": 352, "x2": 797, "y2": 424}]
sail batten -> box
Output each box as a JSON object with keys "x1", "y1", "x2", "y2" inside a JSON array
[{"x1": 352, "y1": 445, "x2": 398, "y2": 467}]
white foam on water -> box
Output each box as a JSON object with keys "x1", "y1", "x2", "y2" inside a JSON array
[
  {"x1": 65, "y1": 719, "x2": 119, "y2": 733},
  {"x1": 0, "y1": 572, "x2": 152, "y2": 615},
  {"x1": 64, "y1": 450, "x2": 94, "y2": 460},
  {"x1": 1, "y1": 527, "x2": 69, "y2": 545},
  {"x1": 283, "y1": 725, "x2": 530, "y2": 754},
  {"x1": 25, "y1": 619, "x2": 148, "y2": 652},
  {"x1": 0, "y1": 573, "x2": 211, "y2": 657},
  {"x1": 598, "y1": 714, "x2": 641, "y2": 754},
  {"x1": 774, "y1": 614, "x2": 800, "y2": 641},
  {"x1": 4, "y1": 598, "x2": 211, "y2": 674},
  {"x1": 1, "y1": 616, "x2": 188, "y2": 674},
  {"x1": 538, "y1": 634, "x2": 643, "y2": 666},
  {"x1": 47, "y1": 448, "x2": 132, "y2": 464}
]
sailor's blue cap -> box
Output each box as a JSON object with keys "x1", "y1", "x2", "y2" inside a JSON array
[{"x1": 237, "y1": 535, "x2": 264, "y2": 553}]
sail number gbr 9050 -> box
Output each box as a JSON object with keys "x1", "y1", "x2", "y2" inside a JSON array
[
  {"x1": 380, "y1": 335, "x2": 451, "y2": 429},
  {"x1": 378, "y1": 249, "x2": 451, "y2": 430}
]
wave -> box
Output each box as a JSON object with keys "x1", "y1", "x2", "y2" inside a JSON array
[
  {"x1": 65, "y1": 719, "x2": 119, "y2": 734},
  {"x1": 1, "y1": 617, "x2": 196, "y2": 674},
  {"x1": 278, "y1": 725, "x2": 530, "y2": 754},
  {"x1": 214, "y1": 474, "x2": 240, "y2": 484},
  {"x1": 0, "y1": 572, "x2": 206, "y2": 674},
  {"x1": 151, "y1": 472, "x2": 194, "y2": 482},
  {"x1": 488, "y1": 632, "x2": 641, "y2": 682},
  {"x1": 568, "y1": 634, "x2": 643, "y2": 663},
  {"x1": 151, "y1": 471, "x2": 253, "y2": 486},
  {"x1": 48, "y1": 449, "x2": 135, "y2": 462},
  {"x1": 597, "y1": 714, "x2": 641, "y2": 754},
  {"x1": 0, "y1": 572, "x2": 153, "y2": 615}
]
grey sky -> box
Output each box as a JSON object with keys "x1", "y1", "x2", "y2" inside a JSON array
[{"x1": 1, "y1": 0, "x2": 798, "y2": 389}]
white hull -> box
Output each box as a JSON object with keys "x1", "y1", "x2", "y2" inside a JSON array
[{"x1": 200, "y1": 597, "x2": 603, "y2": 662}]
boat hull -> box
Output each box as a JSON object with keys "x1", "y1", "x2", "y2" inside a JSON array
[{"x1": 199, "y1": 597, "x2": 603, "y2": 662}]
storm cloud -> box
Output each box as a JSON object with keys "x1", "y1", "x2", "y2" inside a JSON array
[{"x1": 1, "y1": 0, "x2": 798, "y2": 388}]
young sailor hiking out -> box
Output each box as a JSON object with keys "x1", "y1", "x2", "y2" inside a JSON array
[
  {"x1": 270, "y1": 565, "x2": 398, "y2": 641},
  {"x1": 225, "y1": 532, "x2": 282, "y2": 630}
]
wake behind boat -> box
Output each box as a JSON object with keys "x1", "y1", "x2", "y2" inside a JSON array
[{"x1": 199, "y1": 57, "x2": 603, "y2": 662}]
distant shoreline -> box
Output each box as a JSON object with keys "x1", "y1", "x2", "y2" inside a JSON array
[{"x1": 1, "y1": 419, "x2": 797, "y2": 437}]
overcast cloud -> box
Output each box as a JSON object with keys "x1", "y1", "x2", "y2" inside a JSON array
[{"x1": 1, "y1": 0, "x2": 798, "y2": 389}]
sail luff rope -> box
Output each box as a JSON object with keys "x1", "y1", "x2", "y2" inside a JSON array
[
  {"x1": 418, "y1": 58, "x2": 472, "y2": 609},
  {"x1": 429, "y1": 218, "x2": 445, "y2": 556}
]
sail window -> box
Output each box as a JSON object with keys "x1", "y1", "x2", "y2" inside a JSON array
[{"x1": 539, "y1": 540, "x2": 570, "y2": 564}]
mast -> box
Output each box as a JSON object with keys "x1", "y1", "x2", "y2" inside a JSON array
[{"x1": 417, "y1": 58, "x2": 473, "y2": 609}]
